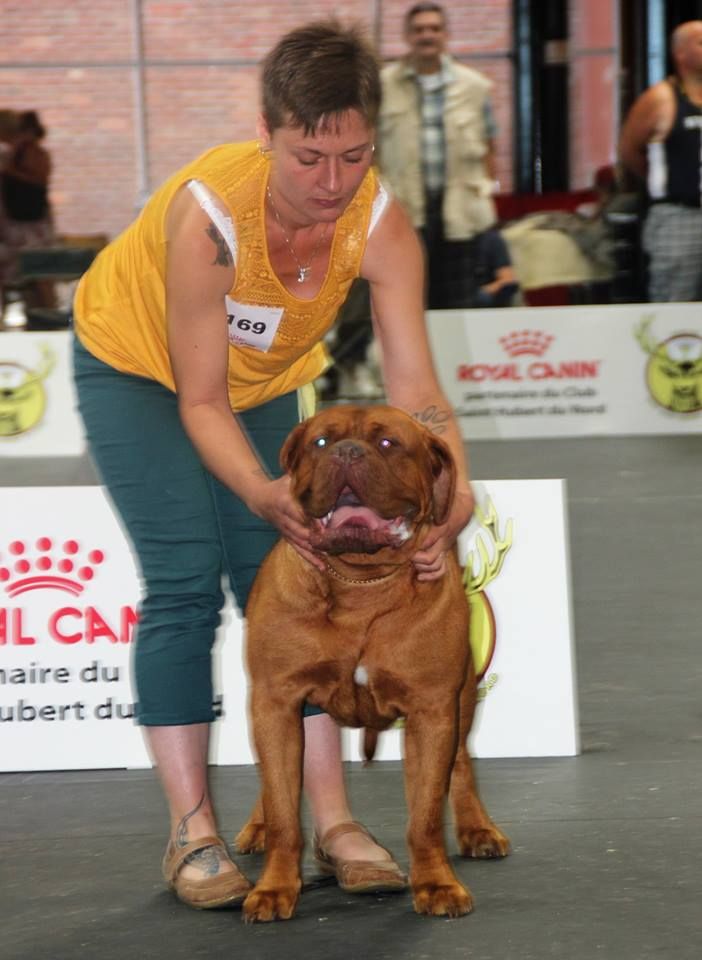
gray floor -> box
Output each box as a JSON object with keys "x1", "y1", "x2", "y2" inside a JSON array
[{"x1": 1, "y1": 433, "x2": 701, "y2": 959}]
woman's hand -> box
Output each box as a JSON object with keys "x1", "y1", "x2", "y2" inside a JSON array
[
  {"x1": 412, "y1": 486, "x2": 475, "y2": 582},
  {"x1": 247, "y1": 474, "x2": 325, "y2": 571}
]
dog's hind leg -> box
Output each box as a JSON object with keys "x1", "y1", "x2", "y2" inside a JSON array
[
  {"x1": 235, "y1": 793, "x2": 266, "y2": 854},
  {"x1": 449, "y1": 664, "x2": 511, "y2": 859}
]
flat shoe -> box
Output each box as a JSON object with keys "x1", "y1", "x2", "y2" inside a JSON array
[
  {"x1": 162, "y1": 834, "x2": 253, "y2": 909},
  {"x1": 313, "y1": 820, "x2": 407, "y2": 894}
]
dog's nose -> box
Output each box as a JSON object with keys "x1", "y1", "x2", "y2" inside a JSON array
[{"x1": 333, "y1": 439, "x2": 365, "y2": 461}]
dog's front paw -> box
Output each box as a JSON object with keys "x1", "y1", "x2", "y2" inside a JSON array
[
  {"x1": 412, "y1": 881, "x2": 474, "y2": 918},
  {"x1": 456, "y1": 825, "x2": 511, "y2": 859},
  {"x1": 242, "y1": 885, "x2": 299, "y2": 923},
  {"x1": 235, "y1": 820, "x2": 266, "y2": 854}
]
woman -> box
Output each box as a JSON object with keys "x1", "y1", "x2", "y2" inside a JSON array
[
  {"x1": 73, "y1": 21, "x2": 474, "y2": 909},
  {"x1": 0, "y1": 109, "x2": 20, "y2": 311},
  {"x1": 1, "y1": 110, "x2": 55, "y2": 308}
]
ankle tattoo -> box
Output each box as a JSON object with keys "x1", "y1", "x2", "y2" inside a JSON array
[
  {"x1": 172, "y1": 793, "x2": 231, "y2": 875},
  {"x1": 175, "y1": 793, "x2": 205, "y2": 848}
]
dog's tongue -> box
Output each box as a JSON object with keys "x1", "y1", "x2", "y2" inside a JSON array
[{"x1": 328, "y1": 505, "x2": 385, "y2": 530}]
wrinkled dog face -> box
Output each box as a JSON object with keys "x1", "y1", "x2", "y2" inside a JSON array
[{"x1": 281, "y1": 405, "x2": 456, "y2": 555}]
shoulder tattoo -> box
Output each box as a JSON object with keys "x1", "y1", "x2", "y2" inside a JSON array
[{"x1": 205, "y1": 223, "x2": 233, "y2": 267}]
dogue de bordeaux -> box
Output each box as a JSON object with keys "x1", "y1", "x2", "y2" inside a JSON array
[{"x1": 237, "y1": 404, "x2": 510, "y2": 922}]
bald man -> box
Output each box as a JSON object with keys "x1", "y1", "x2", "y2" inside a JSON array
[{"x1": 620, "y1": 20, "x2": 702, "y2": 302}]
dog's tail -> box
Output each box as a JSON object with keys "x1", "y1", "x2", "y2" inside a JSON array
[{"x1": 362, "y1": 728, "x2": 379, "y2": 766}]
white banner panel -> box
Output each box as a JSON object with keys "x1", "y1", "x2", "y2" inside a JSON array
[
  {"x1": 0, "y1": 487, "x2": 249, "y2": 771},
  {"x1": 0, "y1": 481, "x2": 577, "y2": 771},
  {"x1": 427, "y1": 302, "x2": 702, "y2": 439},
  {"x1": 0, "y1": 330, "x2": 85, "y2": 456}
]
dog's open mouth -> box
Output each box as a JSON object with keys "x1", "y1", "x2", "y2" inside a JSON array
[{"x1": 310, "y1": 488, "x2": 412, "y2": 555}]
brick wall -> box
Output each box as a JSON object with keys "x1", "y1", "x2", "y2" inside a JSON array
[
  {"x1": 2, "y1": 1, "x2": 614, "y2": 239},
  {"x1": 0, "y1": 0, "x2": 515, "y2": 239}
]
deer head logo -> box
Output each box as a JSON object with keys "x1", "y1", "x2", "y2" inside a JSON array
[
  {"x1": 635, "y1": 315, "x2": 702, "y2": 414},
  {"x1": 463, "y1": 499, "x2": 513, "y2": 693},
  {"x1": 0, "y1": 343, "x2": 55, "y2": 437}
]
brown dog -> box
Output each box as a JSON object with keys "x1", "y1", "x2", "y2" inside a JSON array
[{"x1": 238, "y1": 404, "x2": 509, "y2": 922}]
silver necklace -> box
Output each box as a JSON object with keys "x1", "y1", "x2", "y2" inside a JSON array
[{"x1": 266, "y1": 187, "x2": 329, "y2": 283}]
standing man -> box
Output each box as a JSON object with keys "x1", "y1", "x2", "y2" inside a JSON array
[
  {"x1": 378, "y1": 2, "x2": 498, "y2": 309},
  {"x1": 620, "y1": 20, "x2": 702, "y2": 302}
]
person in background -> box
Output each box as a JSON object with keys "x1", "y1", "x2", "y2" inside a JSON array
[
  {"x1": 469, "y1": 227, "x2": 519, "y2": 308},
  {"x1": 1, "y1": 109, "x2": 56, "y2": 308},
  {"x1": 619, "y1": 20, "x2": 702, "y2": 302},
  {"x1": 0, "y1": 109, "x2": 19, "y2": 314},
  {"x1": 316, "y1": 278, "x2": 383, "y2": 400},
  {"x1": 378, "y1": 2, "x2": 498, "y2": 309},
  {"x1": 72, "y1": 21, "x2": 474, "y2": 910}
]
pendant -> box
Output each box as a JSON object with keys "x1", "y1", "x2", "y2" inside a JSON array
[{"x1": 297, "y1": 266, "x2": 310, "y2": 283}]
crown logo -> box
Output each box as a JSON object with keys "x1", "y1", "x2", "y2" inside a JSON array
[
  {"x1": 499, "y1": 330, "x2": 555, "y2": 357},
  {"x1": 0, "y1": 538, "x2": 105, "y2": 598}
]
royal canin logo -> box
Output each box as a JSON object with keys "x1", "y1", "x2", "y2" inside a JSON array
[
  {"x1": 457, "y1": 330, "x2": 601, "y2": 383},
  {"x1": 1, "y1": 538, "x2": 137, "y2": 646},
  {"x1": 0, "y1": 539, "x2": 105, "y2": 598},
  {"x1": 499, "y1": 330, "x2": 554, "y2": 357}
]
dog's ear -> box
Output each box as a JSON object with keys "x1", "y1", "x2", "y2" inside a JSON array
[
  {"x1": 279, "y1": 420, "x2": 310, "y2": 473},
  {"x1": 427, "y1": 435, "x2": 456, "y2": 525}
]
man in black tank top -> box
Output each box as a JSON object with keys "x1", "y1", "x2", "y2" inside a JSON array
[{"x1": 620, "y1": 20, "x2": 702, "y2": 301}]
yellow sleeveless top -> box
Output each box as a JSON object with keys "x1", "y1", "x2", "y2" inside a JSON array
[{"x1": 74, "y1": 141, "x2": 376, "y2": 410}]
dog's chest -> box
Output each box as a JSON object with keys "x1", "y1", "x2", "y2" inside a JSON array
[
  {"x1": 311, "y1": 652, "x2": 408, "y2": 729},
  {"x1": 353, "y1": 664, "x2": 370, "y2": 686},
  {"x1": 307, "y1": 583, "x2": 438, "y2": 724}
]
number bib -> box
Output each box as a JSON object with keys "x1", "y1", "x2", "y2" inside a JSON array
[{"x1": 225, "y1": 296, "x2": 283, "y2": 353}]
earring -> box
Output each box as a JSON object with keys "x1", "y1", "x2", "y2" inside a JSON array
[{"x1": 258, "y1": 141, "x2": 271, "y2": 157}]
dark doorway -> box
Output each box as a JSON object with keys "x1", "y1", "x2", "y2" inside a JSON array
[
  {"x1": 619, "y1": 0, "x2": 652, "y2": 114},
  {"x1": 513, "y1": 0, "x2": 569, "y2": 193}
]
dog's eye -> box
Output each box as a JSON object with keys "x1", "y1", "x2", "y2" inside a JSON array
[
  {"x1": 379, "y1": 437, "x2": 394, "y2": 450},
  {"x1": 314, "y1": 436, "x2": 328, "y2": 448}
]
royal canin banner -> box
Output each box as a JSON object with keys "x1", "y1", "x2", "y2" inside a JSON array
[
  {"x1": 426, "y1": 303, "x2": 702, "y2": 439},
  {"x1": 0, "y1": 484, "x2": 577, "y2": 771},
  {"x1": 0, "y1": 331, "x2": 85, "y2": 456}
]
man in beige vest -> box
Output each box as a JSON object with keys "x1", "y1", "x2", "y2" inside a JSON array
[{"x1": 378, "y1": 2, "x2": 498, "y2": 308}]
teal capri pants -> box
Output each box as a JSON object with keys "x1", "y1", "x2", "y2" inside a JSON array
[{"x1": 73, "y1": 336, "x2": 322, "y2": 725}]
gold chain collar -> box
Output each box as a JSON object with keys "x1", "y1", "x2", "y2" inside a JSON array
[{"x1": 324, "y1": 561, "x2": 408, "y2": 586}]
